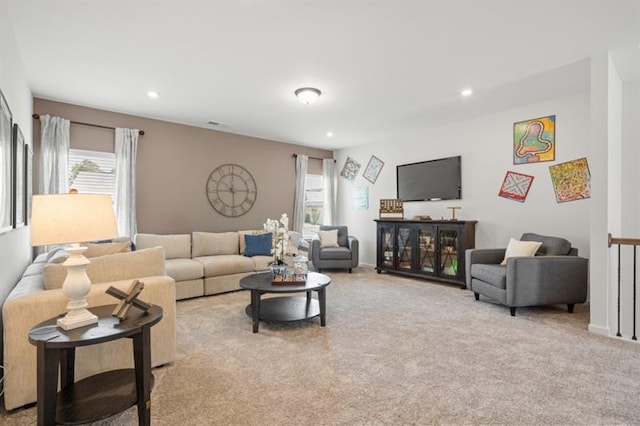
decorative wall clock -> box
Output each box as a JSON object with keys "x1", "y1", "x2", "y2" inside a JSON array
[{"x1": 206, "y1": 163, "x2": 257, "y2": 217}]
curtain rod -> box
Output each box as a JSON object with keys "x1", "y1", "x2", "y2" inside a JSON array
[
  {"x1": 32, "y1": 114, "x2": 145, "y2": 136},
  {"x1": 292, "y1": 154, "x2": 335, "y2": 162}
]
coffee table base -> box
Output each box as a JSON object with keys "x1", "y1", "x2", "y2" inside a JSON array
[{"x1": 245, "y1": 296, "x2": 320, "y2": 322}]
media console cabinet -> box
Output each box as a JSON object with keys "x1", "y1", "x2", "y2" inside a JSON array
[{"x1": 375, "y1": 219, "x2": 477, "y2": 287}]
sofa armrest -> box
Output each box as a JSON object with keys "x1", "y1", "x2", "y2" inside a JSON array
[
  {"x1": 311, "y1": 237, "x2": 321, "y2": 265},
  {"x1": 506, "y1": 256, "x2": 589, "y2": 306},
  {"x1": 2, "y1": 275, "x2": 176, "y2": 410},
  {"x1": 465, "y1": 248, "x2": 506, "y2": 289},
  {"x1": 348, "y1": 236, "x2": 359, "y2": 267}
]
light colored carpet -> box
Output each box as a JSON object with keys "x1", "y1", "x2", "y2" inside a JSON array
[{"x1": 3, "y1": 267, "x2": 640, "y2": 425}]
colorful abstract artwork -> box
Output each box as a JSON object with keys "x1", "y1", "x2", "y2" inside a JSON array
[
  {"x1": 499, "y1": 171, "x2": 534, "y2": 202},
  {"x1": 513, "y1": 115, "x2": 555, "y2": 164},
  {"x1": 362, "y1": 155, "x2": 384, "y2": 184},
  {"x1": 340, "y1": 157, "x2": 361, "y2": 181},
  {"x1": 549, "y1": 157, "x2": 591, "y2": 203}
]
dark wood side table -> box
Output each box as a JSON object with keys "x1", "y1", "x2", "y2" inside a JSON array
[{"x1": 28, "y1": 304, "x2": 163, "y2": 426}]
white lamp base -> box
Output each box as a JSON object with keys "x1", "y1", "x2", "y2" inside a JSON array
[{"x1": 58, "y1": 245, "x2": 99, "y2": 330}]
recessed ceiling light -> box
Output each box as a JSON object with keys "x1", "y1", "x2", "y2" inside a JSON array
[
  {"x1": 147, "y1": 91, "x2": 159, "y2": 99},
  {"x1": 295, "y1": 87, "x2": 321, "y2": 105},
  {"x1": 327, "y1": 131, "x2": 334, "y2": 138},
  {"x1": 461, "y1": 88, "x2": 473, "y2": 97}
]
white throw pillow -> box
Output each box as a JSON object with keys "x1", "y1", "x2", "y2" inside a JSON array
[
  {"x1": 500, "y1": 238, "x2": 542, "y2": 265},
  {"x1": 319, "y1": 229, "x2": 340, "y2": 248}
]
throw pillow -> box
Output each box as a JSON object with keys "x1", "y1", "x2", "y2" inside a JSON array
[
  {"x1": 500, "y1": 238, "x2": 543, "y2": 265},
  {"x1": 243, "y1": 233, "x2": 273, "y2": 257},
  {"x1": 319, "y1": 229, "x2": 340, "y2": 248}
]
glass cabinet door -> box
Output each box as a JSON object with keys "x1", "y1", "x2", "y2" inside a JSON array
[
  {"x1": 417, "y1": 227, "x2": 436, "y2": 275},
  {"x1": 378, "y1": 225, "x2": 395, "y2": 269},
  {"x1": 396, "y1": 226, "x2": 414, "y2": 271},
  {"x1": 439, "y1": 228, "x2": 459, "y2": 278}
]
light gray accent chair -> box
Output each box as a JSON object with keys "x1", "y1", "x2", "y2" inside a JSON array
[
  {"x1": 465, "y1": 233, "x2": 588, "y2": 316},
  {"x1": 311, "y1": 225, "x2": 359, "y2": 273}
]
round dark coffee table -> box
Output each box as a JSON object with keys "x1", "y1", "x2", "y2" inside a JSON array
[{"x1": 239, "y1": 272, "x2": 331, "y2": 333}]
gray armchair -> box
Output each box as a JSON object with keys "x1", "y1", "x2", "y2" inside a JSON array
[
  {"x1": 311, "y1": 225, "x2": 359, "y2": 273},
  {"x1": 465, "y1": 233, "x2": 588, "y2": 316}
]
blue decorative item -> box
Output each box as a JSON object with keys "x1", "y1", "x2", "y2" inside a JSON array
[{"x1": 243, "y1": 233, "x2": 272, "y2": 257}]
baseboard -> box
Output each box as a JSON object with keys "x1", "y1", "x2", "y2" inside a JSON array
[{"x1": 588, "y1": 323, "x2": 610, "y2": 336}]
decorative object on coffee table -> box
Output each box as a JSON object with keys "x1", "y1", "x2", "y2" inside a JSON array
[
  {"x1": 106, "y1": 279, "x2": 151, "y2": 320},
  {"x1": 264, "y1": 213, "x2": 289, "y2": 268}
]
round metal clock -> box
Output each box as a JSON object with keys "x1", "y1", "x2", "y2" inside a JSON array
[{"x1": 206, "y1": 163, "x2": 257, "y2": 217}]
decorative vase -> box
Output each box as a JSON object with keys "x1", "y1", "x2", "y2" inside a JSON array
[{"x1": 270, "y1": 264, "x2": 287, "y2": 276}]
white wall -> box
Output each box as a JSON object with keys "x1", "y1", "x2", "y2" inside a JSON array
[
  {"x1": 0, "y1": 7, "x2": 33, "y2": 316},
  {"x1": 336, "y1": 92, "x2": 591, "y2": 267},
  {"x1": 621, "y1": 81, "x2": 640, "y2": 238}
]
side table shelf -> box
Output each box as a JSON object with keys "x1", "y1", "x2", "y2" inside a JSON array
[{"x1": 28, "y1": 304, "x2": 163, "y2": 426}]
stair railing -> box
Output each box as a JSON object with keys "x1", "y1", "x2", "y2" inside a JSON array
[{"x1": 608, "y1": 234, "x2": 640, "y2": 341}]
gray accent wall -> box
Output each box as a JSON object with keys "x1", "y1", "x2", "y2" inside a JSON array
[{"x1": 32, "y1": 98, "x2": 333, "y2": 235}]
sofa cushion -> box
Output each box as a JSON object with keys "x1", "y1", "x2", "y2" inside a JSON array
[
  {"x1": 22, "y1": 262, "x2": 45, "y2": 277},
  {"x1": 244, "y1": 233, "x2": 273, "y2": 257},
  {"x1": 520, "y1": 233, "x2": 572, "y2": 256},
  {"x1": 166, "y1": 258, "x2": 204, "y2": 282},
  {"x1": 319, "y1": 229, "x2": 340, "y2": 248},
  {"x1": 238, "y1": 230, "x2": 267, "y2": 254},
  {"x1": 471, "y1": 264, "x2": 507, "y2": 289},
  {"x1": 136, "y1": 233, "x2": 191, "y2": 260},
  {"x1": 252, "y1": 255, "x2": 274, "y2": 271},
  {"x1": 192, "y1": 232, "x2": 239, "y2": 257},
  {"x1": 500, "y1": 238, "x2": 542, "y2": 265},
  {"x1": 84, "y1": 240, "x2": 131, "y2": 258},
  {"x1": 43, "y1": 246, "x2": 166, "y2": 290},
  {"x1": 194, "y1": 255, "x2": 254, "y2": 277},
  {"x1": 319, "y1": 246, "x2": 352, "y2": 261}
]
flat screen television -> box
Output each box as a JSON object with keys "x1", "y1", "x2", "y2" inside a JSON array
[{"x1": 396, "y1": 156, "x2": 461, "y2": 201}]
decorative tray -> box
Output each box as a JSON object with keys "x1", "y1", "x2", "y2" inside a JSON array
[{"x1": 271, "y1": 274, "x2": 307, "y2": 285}]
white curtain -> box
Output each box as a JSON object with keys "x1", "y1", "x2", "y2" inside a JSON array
[
  {"x1": 292, "y1": 154, "x2": 308, "y2": 233},
  {"x1": 39, "y1": 115, "x2": 70, "y2": 194},
  {"x1": 322, "y1": 159, "x2": 336, "y2": 225},
  {"x1": 115, "y1": 128, "x2": 139, "y2": 239}
]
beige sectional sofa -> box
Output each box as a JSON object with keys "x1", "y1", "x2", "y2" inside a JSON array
[
  {"x1": 2, "y1": 246, "x2": 177, "y2": 410},
  {"x1": 136, "y1": 231, "x2": 278, "y2": 300}
]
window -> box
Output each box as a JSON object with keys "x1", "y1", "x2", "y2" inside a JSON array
[
  {"x1": 303, "y1": 174, "x2": 323, "y2": 238},
  {"x1": 68, "y1": 149, "x2": 116, "y2": 201}
]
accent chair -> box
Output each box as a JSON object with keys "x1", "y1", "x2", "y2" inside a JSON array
[{"x1": 311, "y1": 225, "x2": 359, "y2": 273}]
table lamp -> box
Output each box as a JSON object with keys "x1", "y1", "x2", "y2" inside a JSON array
[{"x1": 30, "y1": 193, "x2": 118, "y2": 330}]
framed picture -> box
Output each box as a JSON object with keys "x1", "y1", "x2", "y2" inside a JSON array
[
  {"x1": 13, "y1": 123, "x2": 25, "y2": 228},
  {"x1": 498, "y1": 170, "x2": 534, "y2": 203},
  {"x1": 0, "y1": 88, "x2": 12, "y2": 233},
  {"x1": 549, "y1": 157, "x2": 591, "y2": 203},
  {"x1": 513, "y1": 115, "x2": 555, "y2": 165},
  {"x1": 362, "y1": 155, "x2": 385, "y2": 184},
  {"x1": 340, "y1": 157, "x2": 361, "y2": 181},
  {"x1": 25, "y1": 144, "x2": 33, "y2": 225}
]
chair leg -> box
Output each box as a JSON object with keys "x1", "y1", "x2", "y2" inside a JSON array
[
  {"x1": 474, "y1": 293, "x2": 479, "y2": 301},
  {"x1": 348, "y1": 268, "x2": 352, "y2": 273},
  {"x1": 510, "y1": 307, "x2": 516, "y2": 316},
  {"x1": 567, "y1": 304, "x2": 575, "y2": 313}
]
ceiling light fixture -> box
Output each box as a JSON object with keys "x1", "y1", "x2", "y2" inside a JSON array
[
  {"x1": 461, "y1": 88, "x2": 473, "y2": 97},
  {"x1": 327, "y1": 131, "x2": 334, "y2": 138},
  {"x1": 147, "y1": 91, "x2": 159, "y2": 99},
  {"x1": 295, "y1": 87, "x2": 321, "y2": 105}
]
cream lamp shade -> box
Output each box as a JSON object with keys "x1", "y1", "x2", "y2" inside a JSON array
[
  {"x1": 30, "y1": 193, "x2": 118, "y2": 330},
  {"x1": 30, "y1": 194, "x2": 118, "y2": 247}
]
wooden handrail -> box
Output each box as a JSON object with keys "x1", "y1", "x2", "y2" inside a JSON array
[{"x1": 608, "y1": 233, "x2": 640, "y2": 247}]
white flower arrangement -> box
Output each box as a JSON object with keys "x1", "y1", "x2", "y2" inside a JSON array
[{"x1": 263, "y1": 213, "x2": 289, "y2": 266}]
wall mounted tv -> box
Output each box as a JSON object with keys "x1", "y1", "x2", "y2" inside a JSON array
[{"x1": 396, "y1": 156, "x2": 461, "y2": 202}]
